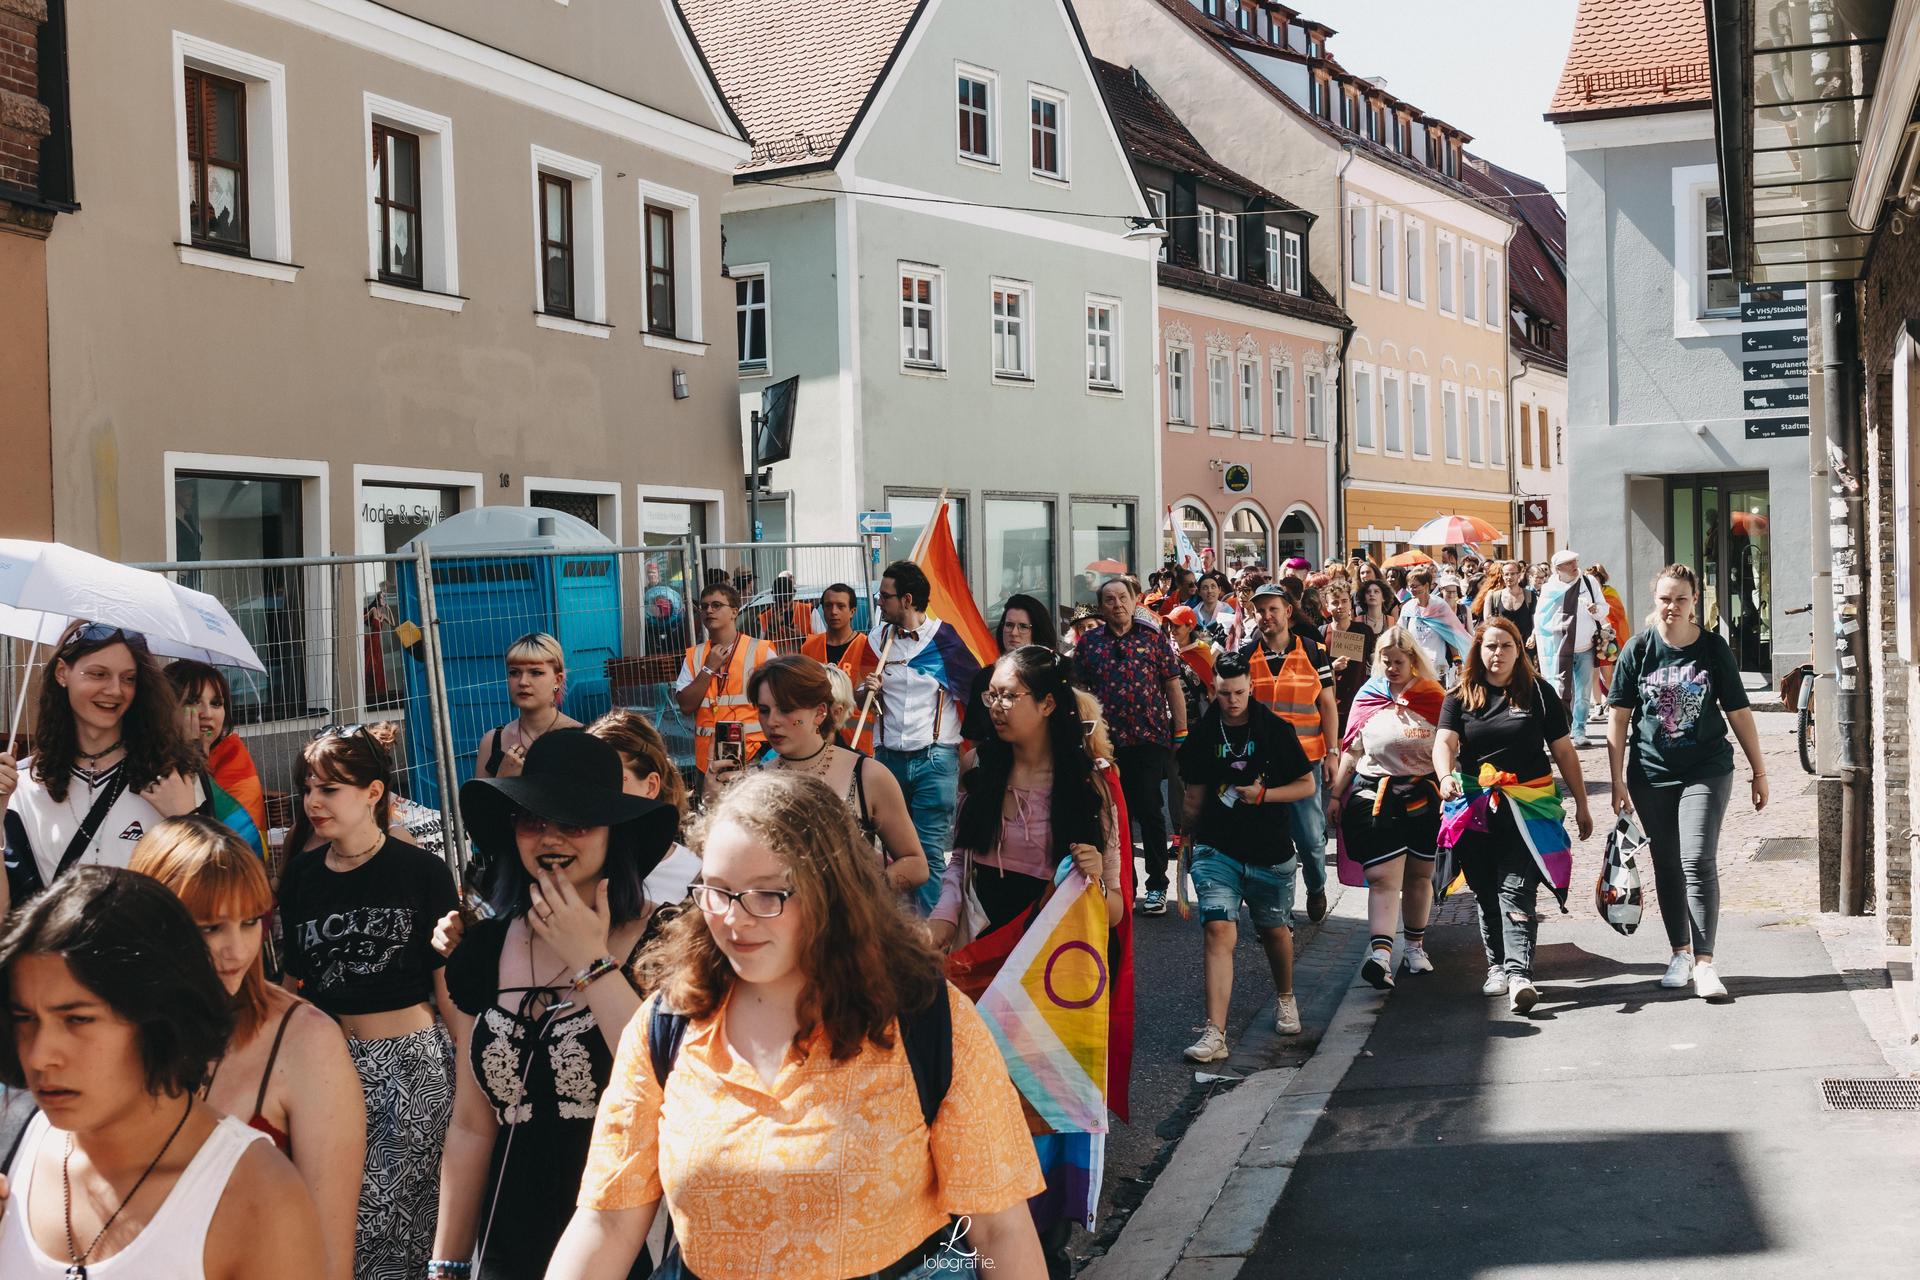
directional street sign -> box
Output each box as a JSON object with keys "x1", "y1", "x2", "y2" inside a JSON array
[
  {"x1": 857, "y1": 510, "x2": 893, "y2": 536},
  {"x1": 1746, "y1": 417, "x2": 1811, "y2": 440},
  {"x1": 1744, "y1": 385, "x2": 1810, "y2": 412},
  {"x1": 1742, "y1": 328, "x2": 1807, "y2": 354},
  {"x1": 1744, "y1": 357, "x2": 1808, "y2": 382},
  {"x1": 1741, "y1": 298, "x2": 1808, "y2": 325}
]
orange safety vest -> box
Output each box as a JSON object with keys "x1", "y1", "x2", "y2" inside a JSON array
[
  {"x1": 801, "y1": 631, "x2": 880, "y2": 755},
  {"x1": 1248, "y1": 637, "x2": 1328, "y2": 761},
  {"x1": 686, "y1": 635, "x2": 778, "y2": 773}
]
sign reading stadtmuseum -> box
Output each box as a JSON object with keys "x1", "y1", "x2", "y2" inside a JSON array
[{"x1": 1738, "y1": 284, "x2": 1810, "y2": 439}]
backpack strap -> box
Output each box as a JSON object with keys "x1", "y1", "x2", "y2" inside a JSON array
[{"x1": 647, "y1": 994, "x2": 691, "y2": 1090}]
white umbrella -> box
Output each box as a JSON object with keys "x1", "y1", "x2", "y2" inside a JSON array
[{"x1": 0, "y1": 538, "x2": 266, "y2": 741}]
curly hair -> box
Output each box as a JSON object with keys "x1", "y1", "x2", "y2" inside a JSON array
[
  {"x1": 31, "y1": 627, "x2": 199, "y2": 803},
  {"x1": 639, "y1": 771, "x2": 946, "y2": 1061}
]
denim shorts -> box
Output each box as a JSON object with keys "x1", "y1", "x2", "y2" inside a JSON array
[{"x1": 1191, "y1": 844, "x2": 1296, "y2": 930}]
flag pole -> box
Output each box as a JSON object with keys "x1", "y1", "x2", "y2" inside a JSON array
[{"x1": 8, "y1": 640, "x2": 39, "y2": 751}]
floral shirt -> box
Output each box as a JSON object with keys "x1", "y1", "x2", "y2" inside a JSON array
[{"x1": 1074, "y1": 621, "x2": 1183, "y2": 750}]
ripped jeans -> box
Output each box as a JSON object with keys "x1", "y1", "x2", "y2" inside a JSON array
[{"x1": 1456, "y1": 812, "x2": 1541, "y2": 977}]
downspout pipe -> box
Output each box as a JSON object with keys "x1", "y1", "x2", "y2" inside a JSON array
[
  {"x1": 1334, "y1": 143, "x2": 1356, "y2": 554},
  {"x1": 1816, "y1": 282, "x2": 1869, "y2": 916}
]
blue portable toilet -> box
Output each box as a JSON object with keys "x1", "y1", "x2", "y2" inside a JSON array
[{"x1": 396, "y1": 506, "x2": 621, "y2": 810}]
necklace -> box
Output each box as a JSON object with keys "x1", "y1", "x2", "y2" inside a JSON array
[
  {"x1": 74, "y1": 739, "x2": 123, "y2": 765},
  {"x1": 780, "y1": 739, "x2": 834, "y2": 778},
  {"x1": 510, "y1": 708, "x2": 562, "y2": 759},
  {"x1": 326, "y1": 830, "x2": 384, "y2": 870},
  {"x1": 62, "y1": 1097, "x2": 193, "y2": 1278}
]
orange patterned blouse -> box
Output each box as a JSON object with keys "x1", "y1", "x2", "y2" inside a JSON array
[{"x1": 578, "y1": 982, "x2": 1044, "y2": 1279}]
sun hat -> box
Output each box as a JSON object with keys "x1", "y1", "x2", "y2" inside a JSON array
[{"x1": 460, "y1": 728, "x2": 677, "y2": 878}]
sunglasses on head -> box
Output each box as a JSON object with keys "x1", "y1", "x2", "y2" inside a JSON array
[
  {"x1": 511, "y1": 810, "x2": 593, "y2": 838},
  {"x1": 312, "y1": 723, "x2": 369, "y2": 742},
  {"x1": 61, "y1": 623, "x2": 149, "y2": 655}
]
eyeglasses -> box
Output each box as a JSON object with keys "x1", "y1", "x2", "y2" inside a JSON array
[
  {"x1": 511, "y1": 810, "x2": 593, "y2": 838},
  {"x1": 689, "y1": 882, "x2": 793, "y2": 919},
  {"x1": 980, "y1": 689, "x2": 1033, "y2": 710},
  {"x1": 700, "y1": 600, "x2": 733, "y2": 611}
]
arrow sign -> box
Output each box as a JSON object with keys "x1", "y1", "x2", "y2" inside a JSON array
[
  {"x1": 1741, "y1": 299, "x2": 1807, "y2": 324},
  {"x1": 1745, "y1": 385, "x2": 1810, "y2": 412},
  {"x1": 1746, "y1": 417, "x2": 1811, "y2": 440},
  {"x1": 1743, "y1": 328, "x2": 1807, "y2": 354},
  {"x1": 857, "y1": 510, "x2": 894, "y2": 536},
  {"x1": 1744, "y1": 357, "x2": 1808, "y2": 382}
]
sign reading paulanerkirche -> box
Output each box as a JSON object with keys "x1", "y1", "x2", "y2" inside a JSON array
[{"x1": 1738, "y1": 284, "x2": 1809, "y2": 440}]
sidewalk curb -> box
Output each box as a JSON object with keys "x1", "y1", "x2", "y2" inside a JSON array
[{"x1": 1081, "y1": 910, "x2": 1389, "y2": 1280}]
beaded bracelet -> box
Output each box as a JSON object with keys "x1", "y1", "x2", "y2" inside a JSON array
[
  {"x1": 426, "y1": 1262, "x2": 473, "y2": 1279},
  {"x1": 571, "y1": 954, "x2": 621, "y2": 991}
]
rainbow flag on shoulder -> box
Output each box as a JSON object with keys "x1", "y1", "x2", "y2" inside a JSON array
[{"x1": 1438, "y1": 763, "x2": 1572, "y2": 908}]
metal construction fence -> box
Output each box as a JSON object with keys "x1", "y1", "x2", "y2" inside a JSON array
[{"x1": 1, "y1": 537, "x2": 875, "y2": 882}]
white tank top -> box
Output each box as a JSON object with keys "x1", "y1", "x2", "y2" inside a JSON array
[{"x1": 0, "y1": 1111, "x2": 268, "y2": 1278}]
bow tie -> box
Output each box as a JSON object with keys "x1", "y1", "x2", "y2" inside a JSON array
[{"x1": 897, "y1": 628, "x2": 920, "y2": 642}]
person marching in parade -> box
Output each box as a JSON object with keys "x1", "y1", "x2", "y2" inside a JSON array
[
  {"x1": 673, "y1": 581, "x2": 779, "y2": 796},
  {"x1": 799, "y1": 581, "x2": 881, "y2": 754},
  {"x1": 476, "y1": 634, "x2": 582, "y2": 781}
]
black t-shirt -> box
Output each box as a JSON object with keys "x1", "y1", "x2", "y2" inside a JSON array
[
  {"x1": 1177, "y1": 702, "x2": 1313, "y2": 865},
  {"x1": 1607, "y1": 627, "x2": 1749, "y2": 786},
  {"x1": 1438, "y1": 682, "x2": 1570, "y2": 783},
  {"x1": 826, "y1": 641, "x2": 853, "y2": 667},
  {"x1": 277, "y1": 837, "x2": 459, "y2": 1017}
]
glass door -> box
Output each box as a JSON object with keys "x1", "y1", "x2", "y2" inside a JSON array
[{"x1": 1665, "y1": 475, "x2": 1771, "y2": 672}]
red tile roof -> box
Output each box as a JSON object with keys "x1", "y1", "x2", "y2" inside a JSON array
[
  {"x1": 1545, "y1": 0, "x2": 1713, "y2": 121},
  {"x1": 1094, "y1": 59, "x2": 1290, "y2": 209},
  {"x1": 1462, "y1": 158, "x2": 1568, "y2": 372},
  {"x1": 678, "y1": 0, "x2": 923, "y2": 173}
]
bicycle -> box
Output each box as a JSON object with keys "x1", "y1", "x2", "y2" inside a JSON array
[{"x1": 1781, "y1": 604, "x2": 1824, "y2": 775}]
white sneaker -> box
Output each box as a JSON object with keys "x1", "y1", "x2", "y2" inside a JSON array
[
  {"x1": 1481, "y1": 965, "x2": 1510, "y2": 996},
  {"x1": 1400, "y1": 944, "x2": 1435, "y2": 975},
  {"x1": 1360, "y1": 947, "x2": 1395, "y2": 990},
  {"x1": 1660, "y1": 952, "x2": 1695, "y2": 989},
  {"x1": 1183, "y1": 1023, "x2": 1229, "y2": 1063},
  {"x1": 1275, "y1": 994, "x2": 1302, "y2": 1035},
  {"x1": 1693, "y1": 960, "x2": 1730, "y2": 1002},
  {"x1": 1508, "y1": 974, "x2": 1540, "y2": 1014}
]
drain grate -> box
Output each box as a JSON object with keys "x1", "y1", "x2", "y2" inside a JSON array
[
  {"x1": 1753, "y1": 836, "x2": 1814, "y2": 862},
  {"x1": 1820, "y1": 1078, "x2": 1920, "y2": 1110}
]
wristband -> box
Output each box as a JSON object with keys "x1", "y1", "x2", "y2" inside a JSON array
[
  {"x1": 427, "y1": 1264, "x2": 473, "y2": 1279},
  {"x1": 1256, "y1": 782, "x2": 1267, "y2": 805},
  {"x1": 571, "y1": 954, "x2": 621, "y2": 991}
]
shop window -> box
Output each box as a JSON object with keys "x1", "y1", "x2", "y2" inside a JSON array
[
  {"x1": 1071, "y1": 500, "x2": 1135, "y2": 607},
  {"x1": 985, "y1": 497, "x2": 1056, "y2": 616}
]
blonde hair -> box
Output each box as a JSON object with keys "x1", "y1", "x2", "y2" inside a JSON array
[
  {"x1": 823, "y1": 664, "x2": 856, "y2": 732},
  {"x1": 1371, "y1": 625, "x2": 1440, "y2": 684},
  {"x1": 129, "y1": 816, "x2": 276, "y2": 1041},
  {"x1": 587, "y1": 709, "x2": 688, "y2": 829},
  {"x1": 1645, "y1": 563, "x2": 1699, "y2": 626},
  {"x1": 506, "y1": 633, "x2": 567, "y2": 703},
  {"x1": 1073, "y1": 689, "x2": 1116, "y2": 766}
]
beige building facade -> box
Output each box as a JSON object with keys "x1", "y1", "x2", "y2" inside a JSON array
[{"x1": 45, "y1": 0, "x2": 749, "y2": 565}]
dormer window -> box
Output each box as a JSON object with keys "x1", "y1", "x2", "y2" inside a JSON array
[
  {"x1": 1202, "y1": 0, "x2": 1221, "y2": 18},
  {"x1": 1308, "y1": 33, "x2": 1323, "y2": 56},
  {"x1": 1236, "y1": 3, "x2": 1251, "y2": 32},
  {"x1": 1340, "y1": 91, "x2": 1356, "y2": 132}
]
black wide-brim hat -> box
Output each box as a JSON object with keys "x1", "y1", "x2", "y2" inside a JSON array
[{"x1": 460, "y1": 728, "x2": 678, "y2": 877}]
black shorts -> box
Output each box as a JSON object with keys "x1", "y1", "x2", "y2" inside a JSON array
[{"x1": 1341, "y1": 775, "x2": 1442, "y2": 865}]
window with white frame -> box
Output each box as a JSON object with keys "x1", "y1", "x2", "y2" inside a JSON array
[
  {"x1": 1462, "y1": 245, "x2": 1478, "y2": 322},
  {"x1": 1377, "y1": 209, "x2": 1397, "y2": 296},
  {"x1": 1673, "y1": 166, "x2": 1741, "y2": 332},
  {"x1": 1305, "y1": 369, "x2": 1326, "y2": 440},
  {"x1": 364, "y1": 96, "x2": 457, "y2": 303},
  {"x1": 1381, "y1": 372, "x2": 1403, "y2": 453},
  {"x1": 1283, "y1": 230, "x2": 1303, "y2": 294},
  {"x1": 1147, "y1": 189, "x2": 1168, "y2": 261},
  {"x1": 1198, "y1": 206, "x2": 1217, "y2": 273},
  {"x1": 1443, "y1": 383, "x2": 1461, "y2": 460},
  {"x1": 991, "y1": 280, "x2": 1033, "y2": 379},
  {"x1": 639, "y1": 181, "x2": 702, "y2": 345},
  {"x1": 1217, "y1": 212, "x2": 1238, "y2": 279},
  {"x1": 1265, "y1": 227, "x2": 1281, "y2": 290},
  {"x1": 1086, "y1": 296, "x2": 1118, "y2": 390},
  {"x1": 1167, "y1": 344, "x2": 1193, "y2": 423},
  {"x1": 1348, "y1": 199, "x2": 1370, "y2": 286},
  {"x1": 1701, "y1": 191, "x2": 1738, "y2": 316},
  {"x1": 1030, "y1": 86, "x2": 1066, "y2": 180},
  {"x1": 1208, "y1": 353, "x2": 1231, "y2": 429},
  {"x1": 1405, "y1": 219, "x2": 1424, "y2": 303},
  {"x1": 531, "y1": 146, "x2": 606, "y2": 329},
  {"x1": 735, "y1": 267, "x2": 769, "y2": 372},
  {"x1": 958, "y1": 68, "x2": 996, "y2": 163},
  {"x1": 1437, "y1": 231, "x2": 1455, "y2": 313},
  {"x1": 1484, "y1": 250, "x2": 1500, "y2": 327},
  {"x1": 174, "y1": 33, "x2": 292, "y2": 277},
  {"x1": 901, "y1": 264, "x2": 942, "y2": 369},
  {"x1": 1488, "y1": 393, "x2": 1506, "y2": 465},
  {"x1": 1238, "y1": 357, "x2": 1260, "y2": 432},
  {"x1": 1410, "y1": 376, "x2": 1431, "y2": 456},
  {"x1": 1466, "y1": 390, "x2": 1484, "y2": 464},
  {"x1": 1273, "y1": 363, "x2": 1294, "y2": 437},
  {"x1": 1352, "y1": 365, "x2": 1374, "y2": 449}
]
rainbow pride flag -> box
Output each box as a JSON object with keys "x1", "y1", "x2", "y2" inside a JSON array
[
  {"x1": 205, "y1": 771, "x2": 266, "y2": 858},
  {"x1": 1406, "y1": 597, "x2": 1473, "y2": 663},
  {"x1": 911, "y1": 501, "x2": 996, "y2": 668},
  {"x1": 1438, "y1": 763, "x2": 1572, "y2": 907}
]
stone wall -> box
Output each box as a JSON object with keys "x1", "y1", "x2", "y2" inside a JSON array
[{"x1": 0, "y1": 0, "x2": 48, "y2": 200}]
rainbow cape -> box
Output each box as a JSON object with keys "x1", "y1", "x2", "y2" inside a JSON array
[
  {"x1": 208, "y1": 734, "x2": 268, "y2": 837},
  {"x1": 1438, "y1": 763, "x2": 1572, "y2": 907},
  {"x1": 1334, "y1": 676, "x2": 1446, "y2": 889},
  {"x1": 1406, "y1": 597, "x2": 1473, "y2": 663},
  {"x1": 204, "y1": 771, "x2": 266, "y2": 858}
]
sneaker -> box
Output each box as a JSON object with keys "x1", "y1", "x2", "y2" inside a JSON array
[
  {"x1": 1400, "y1": 943, "x2": 1435, "y2": 975},
  {"x1": 1481, "y1": 965, "x2": 1510, "y2": 997},
  {"x1": 1307, "y1": 889, "x2": 1329, "y2": 923},
  {"x1": 1588, "y1": 704, "x2": 1609, "y2": 723},
  {"x1": 1660, "y1": 952, "x2": 1695, "y2": 989},
  {"x1": 1183, "y1": 1023, "x2": 1230, "y2": 1062},
  {"x1": 1140, "y1": 890, "x2": 1168, "y2": 916},
  {"x1": 1693, "y1": 960, "x2": 1731, "y2": 1001},
  {"x1": 1361, "y1": 947, "x2": 1395, "y2": 990},
  {"x1": 1508, "y1": 974, "x2": 1540, "y2": 1014},
  {"x1": 1275, "y1": 994, "x2": 1302, "y2": 1035},
  {"x1": 1570, "y1": 735, "x2": 1591, "y2": 750}
]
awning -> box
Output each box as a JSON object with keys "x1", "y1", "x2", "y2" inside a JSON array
[{"x1": 1708, "y1": 0, "x2": 1899, "y2": 282}]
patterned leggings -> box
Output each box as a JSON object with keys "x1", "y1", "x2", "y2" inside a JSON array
[{"x1": 349, "y1": 1024, "x2": 456, "y2": 1280}]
